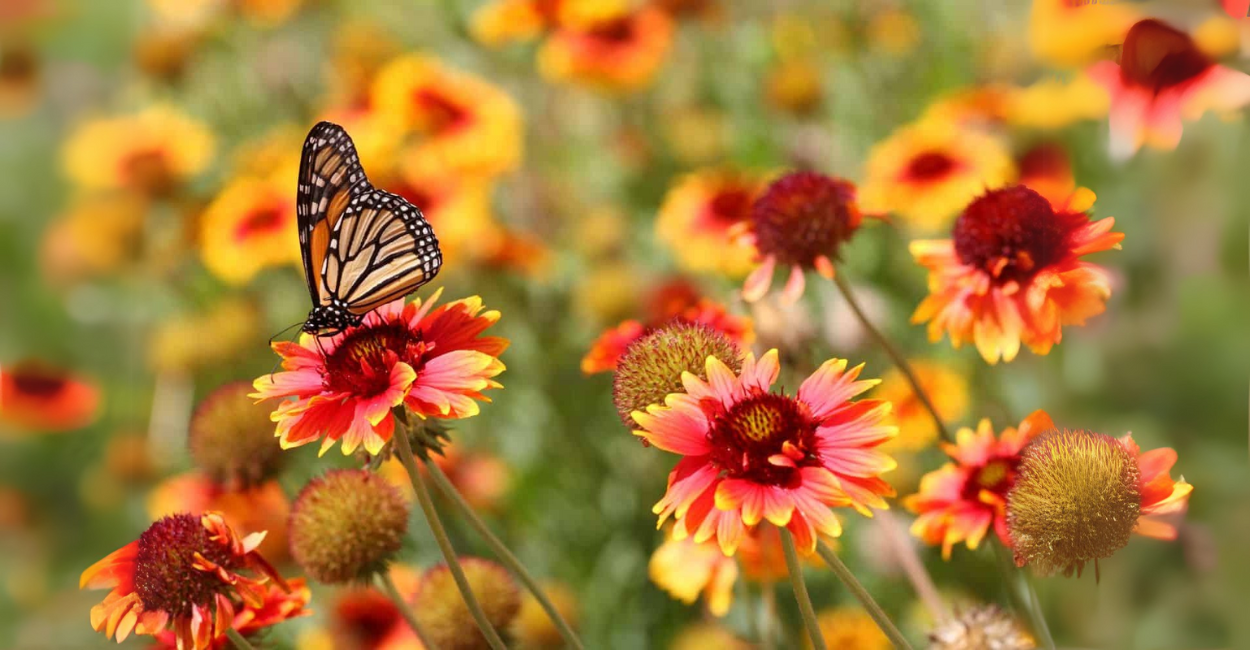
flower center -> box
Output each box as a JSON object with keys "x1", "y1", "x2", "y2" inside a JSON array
[
  {"x1": 750, "y1": 172, "x2": 862, "y2": 268},
  {"x1": 1119, "y1": 19, "x2": 1212, "y2": 93},
  {"x1": 0, "y1": 46, "x2": 35, "y2": 82},
  {"x1": 133, "y1": 514, "x2": 240, "y2": 617},
  {"x1": 963, "y1": 459, "x2": 1016, "y2": 502},
  {"x1": 706, "y1": 392, "x2": 817, "y2": 486},
  {"x1": 701, "y1": 187, "x2": 753, "y2": 229},
  {"x1": 904, "y1": 150, "x2": 958, "y2": 183},
  {"x1": 952, "y1": 185, "x2": 1084, "y2": 284},
  {"x1": 233, "y1": 200, "x2": 287, "y2": 243},
  {"x1": 334, "y1": 590, "x2": 402, "y2": 647},
  {"x1": 413, "y1": 89, "x2": 472, "y2": 134},
  {"x1": 121, "y1": 149, "x2": 175, "y2": 196},
  {"x1": 323, "y1": 321, "x2": 429, "y2": 397},
  {"x1": 589, "y1": 17, "x2": 636, "y2": 45},
  {"x1": 9, "y1": 369, "x2": 66, "y2": 397}
]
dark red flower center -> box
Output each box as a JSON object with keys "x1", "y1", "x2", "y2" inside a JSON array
[
  {"x1": 390, "y1": 180, "x2": 440, "y2": 215},
  {"x1": 1017, "y1": 143, "x2": 1070, "y2": 182},
  {"x1": 1119, "y1": 19, "x2": 1213, "y2": 93},
  {"x1": 750, "y1": 171, "x2": 862, "y2": 267},
  {"x1": 961, "y1": 458, "x2": 1018, "y2": 502},
  {"x1": 134, "y1": 513, "x2": 240, "y2": 617},
  {"x1": 233, "y1": 200, "x2": 287, "y2": 242},
  {"x1": 904, "y1": 151, "x2": 958, "y2": 183},
  {"x1": 701, "y1": 186, "x2": 754, "y2": 229},
  {"x1": 323, "y1": 321, "x2": 429, "y2": 397},
  {"x1": 588, "y1": 17, "x2": 636, "y2": 45},
  {"x1": 952, "y1": 185, "x2": 1084, "y2": 284},
  {"x1": 706, "y1": 392, "x2": 818, "y2": 486},
  {"x1": 413, "y1": 89, "x2": 472, "y2": 134},
  {"x1": 333, "y1": 590, "x2": 402, "y2": 648},
  {"x1": 0, "y1": 46, "x2": 36, "y2": 82},
  {"x1": 8, "y1": 370, "x2": 67, "y2": 397},
  {"x1": 121, "y1": 149, "x2": 175, "y2": 196}
]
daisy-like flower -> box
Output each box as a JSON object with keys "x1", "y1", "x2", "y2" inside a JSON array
[
  {"x1": 910, "y1": 184, "x2": 1123, "y2": 364},
  {"x1": 1029, "y1": 0, "x2": 1138, "y2": 68},
  {"x1": 0, "y1": 361, "x2": 100, "y2": 433},
  {"x1": 1087, "y1": 18, "x2": 1250, "y2": 159},
  {"x1": 470, "y1": 0, "x2": 560, "y2": 46},
  {"x1": 904, "y1": 410, "x2": 1054, "y2": 559},
  {"x1": 633, "y1": 350, "x2": 897, "y2": 555},
  {"x1": 252, "y1": 291, "x2": 507, "y2": 456},
  {"x1": 537, "y1": 6, "x2": 674, "y2": 93},
  {"x1": 656, "y1": 169, "x2": 766, "y2": 278},
  {"x1": 875, "y1": 360, "x2": 968, "y2": 452},
  {"x1": 199, "y1": 175, "x2": 299, "y2": 285},
  {"x1": 1121, "y1": 434, "x2": 1193, "y2": 540},
  {"x1": 152, "y1": 579, "x2": 311, "y2": 649},
  {"x1": 148, "y1": 474, "x2": 291, "y2": 562},
  {"x1": 649, "y1": 524, "x2": 788, "y2": 616},
  {"x1": 79, "y1": 512, "x2": 289, "y2": 650},
  {"x1": 741, "y1": 172, "x2": 871, "y2": 304},
  {"x1": 62, "y1": 105, "x2": 214, "y2": 197},
  {"x1": 859, "y1": 118, "x2": 1015, "y2": 231},
  {"x1": 815, "y1": 606, "x2": 891, "y2": 650},
  {"x1": 371, "y1": 54, "x2": 523, "y2": 179}
]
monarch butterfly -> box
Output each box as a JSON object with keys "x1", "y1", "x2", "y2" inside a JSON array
[{"x1": 296, "y1": 121, "x2": 442, "y2": 334}]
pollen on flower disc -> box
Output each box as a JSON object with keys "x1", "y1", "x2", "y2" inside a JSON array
[
  {"x1": 289, "y1": 469, "x2": 409, "y2": 584},
  {"x1": 1006, "y1": 429, "x2": 1141, "y2": 577},
  {"x1": 415, "y1": 558, "x2": 521, "y2": 650},
  {"x1": 613, "y1": 321, "x2": 741, "y2": 427},
  {"x1": 951, "y1": 185, "x2": 1081, "y2": 284},
  {"x1": 189, "y1": 381, "x2": 284, "y2": 488},
  {"x1": 133, "y1": 513, "x2": 240, "y2": 616}
]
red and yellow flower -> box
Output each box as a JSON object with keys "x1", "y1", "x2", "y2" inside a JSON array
[
  {"x1": 859, "y1": 118, "x2": 1015, "y2": 231},
  {"x1": 199, "y1": 175, "x2": 299, "y2": 285},
  {"x1": 252, "y1": 291, "x2": 508, "y2": 456},
  {"x1": 80, "y1": 512, "x2": 290, "y2": 650},
  {"x1": 313, "y1": 565, "x2": 422, "y2": 650},
  {"x1": 385, "y1": 155, "x2": 499, "y2": 269},
  {"x1": 0, "y1": 361, "x2": 100, "y2": 433},
  {"x1": 148, "y1": 473, "x2": 292, "y2": 562},
  {"x1": 875, "y1": 360, "x2": 968, "y2": 452},
  {"x1": 1087, "y1": 18, "x2": 1250, "y2": 158},
  {"x1": 537, "y1": 6, "x2": 674, "y2": 93},
  {"x1": 649, "y1": 523, "x2": 788, "y2": 616},
  {"x1": 910, "y1": 184, "x2": 1123, "y2": 364},
  {"x1": 152, "y1": 579, "x2": 311, "y2": 649},
  {"x1": 1029, "y1": 0, "x2": 1138, "y2": 68},
  {"x1": 1119, "y1": 434, "x2": 1193, "y2": 540},
  {"x1": 633, "y1": 350, "x2": 896, "y2": 555},
  {"x1": 656, "y1": 169, "x2": 766, "y2": 278},
  {"x1": 470, "y1": 0, "x2": 561, "y2": 46},
  {"x1": 904, "y1": 410, "x2": 1054, "y2": 559},
  {"x1": 62, "y1": 105, "x2": 214, "y2": 197}
]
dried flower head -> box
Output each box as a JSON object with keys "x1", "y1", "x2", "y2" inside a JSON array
[
  {"x1": 1007, "y1": 429, "x2": 1140, "y2": 577},
  {"x1": 415, "y1": 558, "x2": 521, "y2": 650},
  {"x1": 928, "y1": 605, "x2": 1036, "y2": 650},
  {"x1": 189, "y1": 382, "x2": 284, "y2": 488},
  {"x1": 289, "y1": 470, "x2": 409, "y2": 584},
  {"x1": 613, "y1": 322, "x2": 742, "y2": 427}
]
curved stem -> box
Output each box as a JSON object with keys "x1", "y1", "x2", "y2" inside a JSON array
[
  {"x1": 424, "y1": 458, "x2": 585, "y2": 650},
  {"x1": 815, "y1": 541, "x2": 913, "y2": 650},
  {"x1": 394, "y1": 425, "x2": 508, "y2": 650},
  {"x1": 879, "y1": 511, "x2": 950, "y2": 623},
  {"x1": 831, "y1": 270, "x2": 954, "y2": 443},
  {"x1": 780, "y1": 529, "x2": 826, "y2": 650},
  {"x1": 224, "y1": 627, "x2": 257, "y2": 650},
  {"x1": 378, "y1": 570, "x2": 438, "y2": 650}
]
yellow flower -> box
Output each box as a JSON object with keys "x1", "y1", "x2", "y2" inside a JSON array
[
  {"x1": 649, "y1": 532, "x2": 738, "y2": 616},
  {"x1": 324, "y1": 20, "x2": 402, "y2": 108},
  {"x1": 537, "y1": 6, "x2": 674, "y2": 93},
  {"x1": 40, "y1": 193, "x2": 147, "y2": 285},
  {"x1": 814, "y1": 606, "x2": 891, "y2": 650},
  {"x1": 198, "y1": 175, "x2": 298, "y2": 284},
  {"x1": 470, "y1": 0, "x2": 555, "y2": 47},
  {"x1": 671, "y1": 623, "x2": 753, "y2": 650},
  {"x1": 371, "y1": 54, "x2": 523, "y2": 179},
  {"x1": 656, "y1": 169, "x2": 763, "y2": 278},
  {"x1": 922, "y1": 85, "x2": 1018, "y2": 128},
  {"x1": 388, "y1": 154, "x2": 500, "y2": 269},
  {"x1": 859, "y1": 118, "x2": 1015, "y2": 230},
  {"x1": 1029, "y1": 0, "x2": 1138, "y2": 68},
  {"x1": 1008, "y1": 73, "x2": 1109, "y2": 129},
  {"x1": 236, "y1": 0, "x2": 305, "y2": 27},
  {"x1": 63, "y1": 105, "x2": 214, "y2": 196},
  {"x1": 867, "y1": 7, "x2": 921, "y2": 56},
  {"x1": 149, "y1": 298, "x2": 261, "y2": 373},
  {"x1": 510, "y1": 581, "x2": 580, "y2": 648},
  {"x1": 661, "y1": 106, "x2": 730, "y2": 165},
  {"x1": 877, "y1": 361, "x2": 969, "y2": 452},
  {"x1": 146, "y1": 0, "x2": 222, "y2": 30},
  {"x1": 765, "y1": 59, "x2": 824, "y2": 116}
]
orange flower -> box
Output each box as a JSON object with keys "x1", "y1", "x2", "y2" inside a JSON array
[
  {"x1": 634, "y1": 351, "x2": 896, "y2": 555},
  {"x1": 80, "y1": 512, "x2": 291, "y2": 650},
  {"x1": 320, "y1": 566, "x2": 423, "y2": 649},
  {"x1": 1016, "y1": 142, "x2": 1077, "y2": 208},
  {"x1": 876, "y1": 361, "x2": 969, "y2": 452},
  {"x1": 1118, "y1": 434, "x2": 1193, "y2": 540},
  {"x1": 0, "y1": 361, "x2": 100, "y2": 433},
  {"x1": 62, "y1": 105, "x2": 214, "y2": 197},
  {"x1": 649, "y1": 524, "x2": 788, "y2": 616},
  {"x1": 152, "y1": 579, "x2": 311, "y2": 649},
  {"x1": 1029, "y1": 0, "x2": 1138, "y2": 68},
  {"x1": 470, "y1": 0, "x2": 560, "y2": 46},
  {"x1": 904, "y1": 410, "x2": 1054, "y2": 559},
  {"x1": 199, "y1": 175, "x2": 299, "y2": 285},
  {"x1": 537, "y1": 6, "x2": 674, "y2": 93},
  {"x1": 252, "y1": 291, "x2": 508, "y2": 456},
  {"x1": 1087, "y1": 18, "x2": 1250, "y2": 158},
  {"x1": 656, "y1": 169, "x2": 765, "y2": 278},
  {"x1": 859, "y1": 118, "x2": 1015, "y2": 231},
  {"x1": 910, "y1": 185, "x2": 1123, "y2": 364},
  {"x1": 148, "y1": 473, "x2": 292, "y2": 562}
]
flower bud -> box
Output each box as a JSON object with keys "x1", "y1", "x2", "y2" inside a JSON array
[{"x1": 289, "y1": 469, "x2": 409, "y2": 584}]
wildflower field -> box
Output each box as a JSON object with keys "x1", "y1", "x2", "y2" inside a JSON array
[{"x1": 1, "y1": 0, "x2": 1249, "y2": 648}]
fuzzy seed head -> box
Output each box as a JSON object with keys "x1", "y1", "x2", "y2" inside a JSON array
[
  {"x1": 133, "y1": 513, "x2": 240, "y2": 617},
  {"x1": 289, "y1": 469, "x2": 409, "y2": 584},
  {"x1": 1007, "y1": 430, "x2": 1141, "y2": 577},
  {"x1": 415, "y1": 558, "x2": 521, "y2": 650},
  {"x1": 928, "y1": 605, "x2": 1036, "y2": 650},
  {"x1": 613, "y1": 322, "x2": 741, "y2": 426},
  {"x1": 189, "y1": 381, "x2": 285, "y2": 488}
]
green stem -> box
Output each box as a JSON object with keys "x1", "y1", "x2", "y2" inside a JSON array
[
  {"x1": 378, "y1": 570, "x2": 438, "y2": 650},
  {"x1": 831, "y1": 270, "x2": 954, "y2": 443},
  {"x1": 780, "y1": 528, "x2": 826, "y2": 650},
  {"x1": 815, "y1": 542, "x2": 913, "y2": 650},
  {"x1": 394, "y1": 424, "x2": 508, "y2": 650},
  {"x1": 424, "y1": 458, "x2": 585, "y2": 650},
  {"x1": 224, "y1": 627, "x2": 256, "y2": 650},
  {"x1": 994, "y1": 542, "x2": 1055, "y2": 650}
]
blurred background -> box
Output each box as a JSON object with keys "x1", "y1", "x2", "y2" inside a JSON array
[{"x1": 1, "y1": 0, "x2": 1248, "y2": 648}]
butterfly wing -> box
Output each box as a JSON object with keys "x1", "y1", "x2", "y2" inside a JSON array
[
  {"x1": 297, "y1": 121, "x2": 371, "y2": 309},
  {"x1": 322, "y1": 189, "x2": 442, "y2": 316}
]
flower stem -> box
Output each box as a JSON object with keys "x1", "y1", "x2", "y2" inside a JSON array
[
  {"x1": 423, "y1": 458, "x2": 585, "y2": 650},
  {"x1": 994, "y1": 542, "x2": 1055, "y2": 650},
  {"x1": 879, "y1": 511, "x2": 950, "y2": 623},
  {"x1": 780, "y1": 528, "x2": 826, "y2": 650},
  {"x1": 759, "y1": 583, "x2": 777, "y2": 650},
  {"x1": 378, "y1": 570, "x2": 438, "y2": 650},
  {"x1": 224, "y1": 627, "x2": 256, "y2": 650},
  {"x1": 831, "y1": 270, "x2": 953, "y2": 443},
  {"x1": 394, "y1": 424, "x2": 509, "y2": 650},
  {"x1": 815, "y1": 541, "x2": 913, "y2": 650}
]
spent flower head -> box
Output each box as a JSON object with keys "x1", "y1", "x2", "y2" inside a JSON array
[
  {"x1": 289, "y1": 469, "x2": 409, "y2": 584},
  {"x1": 613, "y1": 321, "x2": 742, "y2": 427}
]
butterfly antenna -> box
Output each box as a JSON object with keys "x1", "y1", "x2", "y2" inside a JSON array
[{"x1": 265, "y1": 320, "x2": 306, "y2": 381}]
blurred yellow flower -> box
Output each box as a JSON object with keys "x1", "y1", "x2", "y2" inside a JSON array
[
  {"x1": 40, "y1": 193, "x2": 147, "y2": 285},
  {"x1": 63, "y1": 105, "x2": 214, "y2": 196},
  {"x1": 388, "y1": 155, "x2": 500, "y2": 269},
  {"x1": 372, "y1": 54, "x2": 523, "y2": 179},
  {"x1": 133, "y1": 28, "x2": 199, "y2": 83},
  {"x1": 656, "y1": 169, "x2": 763, "y2": 278},
  {"x1": 671, "y1": 623, "x2": 753, "y2": 650},
  {"x1": 867, "y1": 7, "x2": 921, "y2": 56},
  {"x1": 576, "y1": 261, "x2": 643, "y2": 324},
  {"x1": 661, "y1": 106, "x2": 729, "y2": 165},
  {"x1": 859, "y1": 119, "x2": 1015, "y2": 230},
  {"x1": 1008, "y1": 73, "x2": 1109, "y2": 129},
  {"x1": 148, "y1": 297, "x2": 260, "y2": 373},
  {"x1": 511, "y1": 581, "x2": 580, "y2": 648},
  {"x1": 877, "y1": 360, "x2": 969, "y2": 452},
  {"x1": 471, "y1": 0, "x2": 555, "y2": 47},
  {"x1": 649, "y1": 531, "x2": 738, "y2": 616},
  {"x1": 147, "y1": 0, "x2": 223, "y2": 30},
  {"x1": 325, "y1": 20, "x2": 402, "y2": 108},
  {"x1": 766, "y1": 59, "x2": 823, "y2": 116},
  {"x1": 813, "y1": 606, "x2": 891, "y2": 650},
  {"x1": 1029, "y1": 0, "x2": 1137, "y2": 68},
  {"x1": 199, "y1": 176, "x2": 298, "y2": 284},
  {"x1": 236, "y1": 0, "x2": 305, "y2": 27},
  {"x1": 922, "y1": 85, "x2": 1018, "y2": 128},
  {"x1": 537, "y1": 7, "x2": 674, "y2": 93}
]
